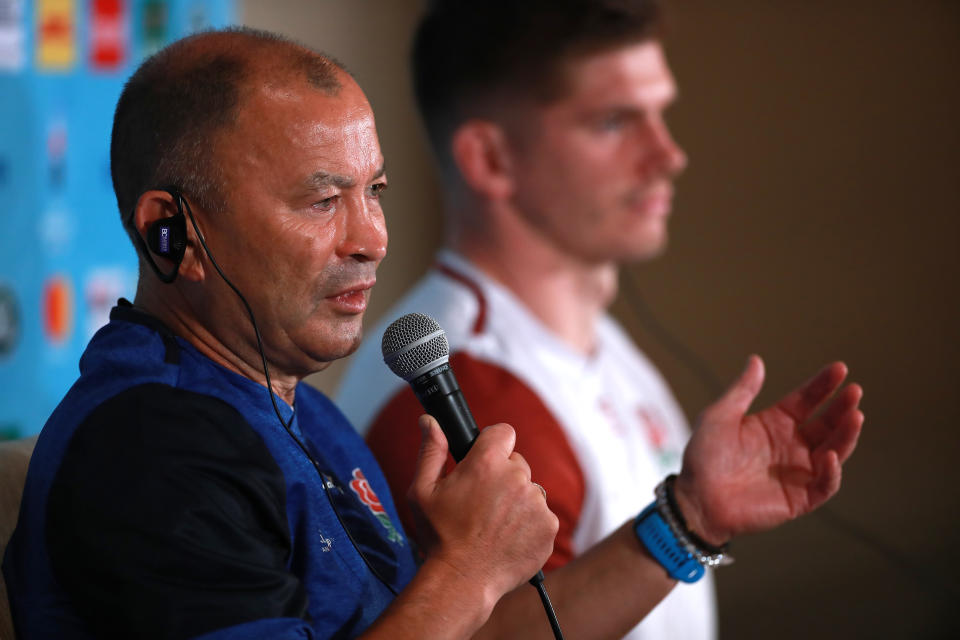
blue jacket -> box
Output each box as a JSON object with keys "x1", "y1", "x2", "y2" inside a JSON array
[{"x1": 3, "y1": 301, "x2": 417, "y2": 639}]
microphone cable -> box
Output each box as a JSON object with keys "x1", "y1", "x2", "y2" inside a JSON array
[
  {"x1": 531, "y1": 572, "x2": 565, "y2": 639},
  {"x1": 618, "y1": 267, "x2": 959, "y2": 606}
]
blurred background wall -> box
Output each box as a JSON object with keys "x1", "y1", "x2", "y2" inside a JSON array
[
  {"x1": 246, "y1": 1, "x2": 960, "y2": 638},
  {"x1": 1, "y1": 0, "x2": 956, "y2": 638}
]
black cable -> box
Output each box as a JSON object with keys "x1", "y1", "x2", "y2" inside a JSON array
[
  {"x1": 618, "y1": 270, "x2": 725, "y2": 397},
  {"x1": 618, "y1": 267, "x2": 958, "y2": 606},
  {"x1": 180, "y1": 196, "x2": 291, "y2": 433},
  {"x1": 180, "y1": 193, "x2": 400, "y2": 597},
  {"x1": 813, "y1": 505, "x2": 959, "y2": 605},
  {"x1": 530, "y1": 572, "x2": 565, "y2": 640}
]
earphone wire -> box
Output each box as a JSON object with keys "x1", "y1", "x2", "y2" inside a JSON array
[
  {"x1": 618, "y1": 267, "x2": 959, "y2": 605},
  {"x1": 174, "y1": 191, "x2": 400, "y2": 596}
]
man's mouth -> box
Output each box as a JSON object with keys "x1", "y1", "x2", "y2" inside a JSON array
[
  {"x1": 326, "y1": 281, "x2": 376, "y2": 314},
  {"x1": 630, "y1": 185, "x2": 673, "y2": 217}
]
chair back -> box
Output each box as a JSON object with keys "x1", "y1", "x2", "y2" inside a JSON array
[{"x1": 0, "y1": 436, "x2": 37, "y2": 640}]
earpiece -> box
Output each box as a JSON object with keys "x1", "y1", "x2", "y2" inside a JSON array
[
  {"x1": 146, "y1": 212, "x2": 187, "y2": 264},
  {"x1": 126, "y1": 188, "x2": 188, "y2": 283}
]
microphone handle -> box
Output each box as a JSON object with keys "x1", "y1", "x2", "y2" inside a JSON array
[
  {"x1": 409, "y1": 363, "x2": 546, "y2": 587},
  {"x1": 410, "y1": 363, "x2": 479, "y2": 462}
]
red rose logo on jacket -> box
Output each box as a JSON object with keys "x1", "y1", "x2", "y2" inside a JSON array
[{"x1": 350, "y1": 468, "x2": 404, "y2": 545}]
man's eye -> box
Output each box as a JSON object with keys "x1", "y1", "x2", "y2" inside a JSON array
[
  {"x1": 369, "y1": 182, "x2": 388, "y2": 197},
  {"x1": 598, "y1": 114, "x2": 626, "y2": 131},
  {"x1": 313, "y1": 196, "x2": 337, "y2": 210}
]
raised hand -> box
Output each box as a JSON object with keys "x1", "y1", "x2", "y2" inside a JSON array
[
  {"x1": 407, "y1": 415, "x2": 558, "y2": 598},
  {"x1": 675, "y1": 356, "x2": 864, "y2": 546}
]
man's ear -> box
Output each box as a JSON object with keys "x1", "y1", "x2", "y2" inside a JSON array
[
  {"x1": 131, "y1": 190, "x2": 204, "y2": 282},
  {"x1": 450, "y1": 120, "x2": 515, "y2": 202}
]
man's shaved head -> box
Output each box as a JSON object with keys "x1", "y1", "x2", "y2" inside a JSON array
[{"x1": 110, "y1": 27, "x2": 347, "y2": 218}]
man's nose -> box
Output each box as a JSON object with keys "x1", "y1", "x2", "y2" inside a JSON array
[
  {"x1": 649, "y1": 119, "x2": 687, "y2": 177},
  {"x1": 339, "y1": 200, "x2": 388, "y2": 263},
  {"x1": 637, "y1": 116, "x2": 687, "y2": 179}
]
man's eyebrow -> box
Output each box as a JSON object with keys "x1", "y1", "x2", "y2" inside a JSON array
[
  {"x1": 303, "y1": 163, "x2": 387, "y2": 191},
  {"x1": 304, "y1": 171, "x2": 354, "y2": 190}
]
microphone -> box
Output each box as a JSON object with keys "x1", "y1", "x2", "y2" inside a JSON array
[
  {"x1": 381, "y1": 312, "x2": 479, "y2": 463},
  {"x1": 380, "y1": 312, "x2": 564, "y2": 639}
]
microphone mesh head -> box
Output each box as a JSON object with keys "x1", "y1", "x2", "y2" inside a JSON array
[{"x1": 381, "y1": 313, "x2": 450, "y2": 381}]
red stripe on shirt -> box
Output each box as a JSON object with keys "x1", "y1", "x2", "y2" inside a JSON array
[{"x1": 434, "y1": 262, "x2": 487, "y2": 335}]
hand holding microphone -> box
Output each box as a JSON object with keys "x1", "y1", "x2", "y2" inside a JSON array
[
  {"x1": 382, "y1": 313, "x2": 563, "y2": 633},
  {"x1": 410, "y1": 415, "x2": 555, "y2": 596}
]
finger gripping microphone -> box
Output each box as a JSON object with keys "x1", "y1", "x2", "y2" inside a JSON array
[{"x1": 381, "y1": 312, "x2": 478, "y2": 462}]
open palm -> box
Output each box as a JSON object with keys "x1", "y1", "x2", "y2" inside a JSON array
[{"x1": 676, "y1": 356, "x2": 864, "y2": 545}]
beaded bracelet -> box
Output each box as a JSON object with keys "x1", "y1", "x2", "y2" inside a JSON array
[{"x1": 655, "y1": 474, "x2": 733, "y2": 569}]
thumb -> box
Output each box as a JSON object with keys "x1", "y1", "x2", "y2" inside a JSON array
[
  {"x1": 715, "y1": 355, "x2": 765, "y2": 417},
  {"x1": 411, "y1": 414, "x2": 450, "y2": 495}
]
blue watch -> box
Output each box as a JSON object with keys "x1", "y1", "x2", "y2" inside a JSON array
[{"x1": 634, "y1": 502, "x2": 705, "y2": 583}]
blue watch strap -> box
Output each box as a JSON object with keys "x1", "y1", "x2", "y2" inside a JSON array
[{"x1": 634, "y1": 502, "x2": 705, "y2": 583}]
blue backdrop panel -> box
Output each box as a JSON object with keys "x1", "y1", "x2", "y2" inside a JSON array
[{"x1": 0, "y1": 0, "x2": 235, "y2": 439}]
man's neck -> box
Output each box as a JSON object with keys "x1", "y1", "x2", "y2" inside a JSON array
[
  {"x1": 450, "y1": 227, "x2": 617, "y2": 355},
  {"x1": 132, "y1": 283, "x2": 300, "y2": 405}
]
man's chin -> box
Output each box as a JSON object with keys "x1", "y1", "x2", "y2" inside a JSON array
[
  {"x1": 322, "y1": 329, "x2": 364, "y2": 362},
  {"x1": 297, "y1": 319, "x2": 366, "y2": 370},
  {"x1": 612, "y1": 234, "x2": 668, "y2": 264}
]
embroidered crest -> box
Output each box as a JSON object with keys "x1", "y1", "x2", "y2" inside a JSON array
[
  {"x1": 349, "y1": 468, "x2": 404, "y2": 545},
  {"x1": 636, "y1": 407, "x2": 680, "y2": 470}
]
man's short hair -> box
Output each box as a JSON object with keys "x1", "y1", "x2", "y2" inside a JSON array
[
  {"x1": 110, "y1": 27, "x2": 345, "y2": 218},
  {"x1": 412, "y1": 0, "x2": 662, "y2": 168}
]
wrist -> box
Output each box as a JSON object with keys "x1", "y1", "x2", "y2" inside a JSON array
[
  {"x1": 633, "y1": 475, "x2": 734, "y2": 583},
  {"x1": 673, "y1": 473, "x2": 730, "y2": 548},
  {"x1": 414, "y1": 556, "x2": 500, "y2": 631},
  {"x1": 371, "y1": 556, "x2": 498, "y2": 640}
]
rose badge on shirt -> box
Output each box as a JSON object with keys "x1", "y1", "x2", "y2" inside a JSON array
[
  {"x1": 636, "y1": 407, "x2": 681, "y2": 472},
  {"x1": 350, "y1": 468, "x2": 405, "y2": 545}
]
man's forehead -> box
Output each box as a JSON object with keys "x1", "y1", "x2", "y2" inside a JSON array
[
  {"x1": 213, "y1": 74, "x2": 383, "y2": 187},
  {"x1": 235, "y1": 74, "x2": 374, "y2": 135},
  {"x1": 246, "y1": 69, "x2": 355, "y2": 112},
  {"x1": 560, "y1": 41, "x2": 676, "y2": 105}
]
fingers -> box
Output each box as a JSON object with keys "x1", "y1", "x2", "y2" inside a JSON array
[
  {"x1": 410, "y1": 414, "x2": 450, "y2": 499},
  {"x1": 805, "y1": 383, "x2": 864, "y2": 464},
  {"x1": 410, "y1": 419, "x2": 530, "y2": 501},
  {"x1": 472, "y1": 422, "x2": 517, "y2": 460},
  {"x1": 467, "y1": 423, "x2": 533, "y2": 483},
  {"x1": 775, "y1": 361, "x2": 848, "y2": 424},
  {"x1": 413, "y1": 420, "x2": 558, "y2": 596},
  {"x1": 808, "y1": 450, "x2": 842, "y2": 512},
  {"x1": 711, "y1": 355, "x2": 765, "y2": 418},
  {"x1": 532, "y1": 482, "x2": 547, "y2": 501}
]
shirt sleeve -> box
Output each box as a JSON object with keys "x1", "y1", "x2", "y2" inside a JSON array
[
  {"x1": 365, "y1": 352, "x2": 584, "y2": 571},
  {"x1": 46, "y1": 383, "x2": 313, "y2": 640}
]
